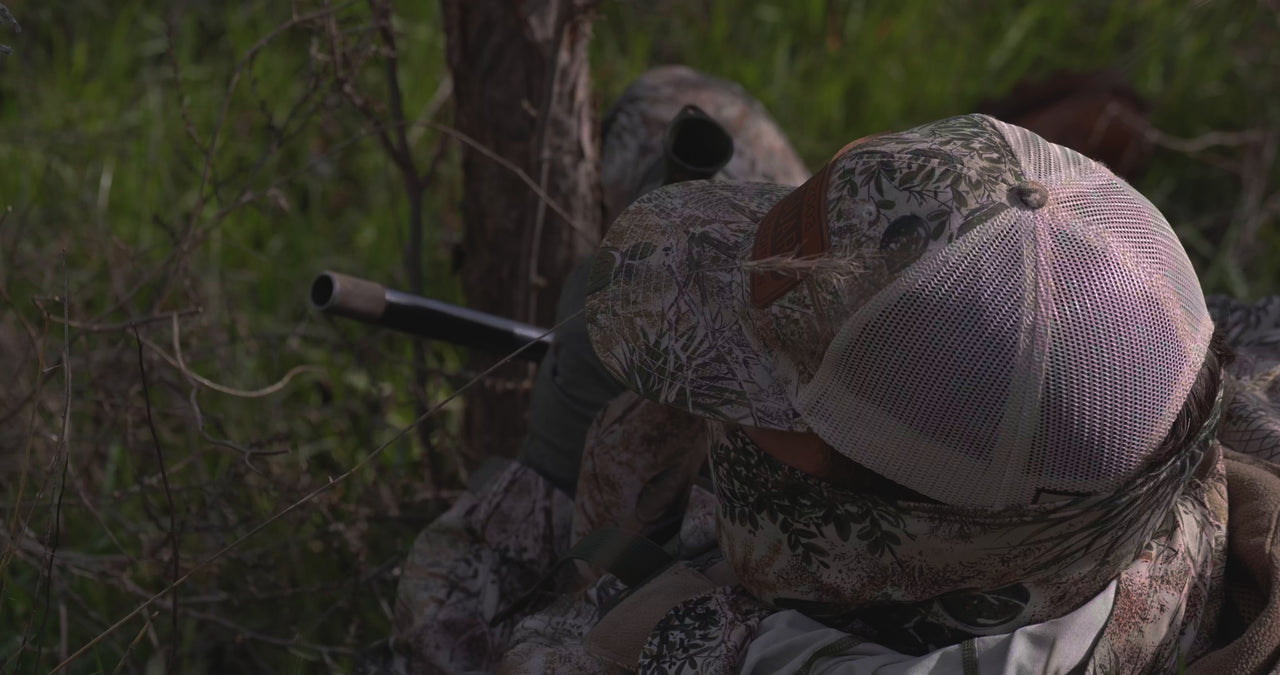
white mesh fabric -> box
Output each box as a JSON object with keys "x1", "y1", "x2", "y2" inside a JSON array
[
  {"x1": 997, "y1": 118, "x2": 1098, "y2": 180},
  {"x1": 796, "y1": 124, "x2": 1213, "y2": 508}
]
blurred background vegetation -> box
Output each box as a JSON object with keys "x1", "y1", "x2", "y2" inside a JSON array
[{"x1": 0, "y1": 0, "x2": 1275, "y2": 672}]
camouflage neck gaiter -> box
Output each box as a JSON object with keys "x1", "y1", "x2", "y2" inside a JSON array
[{"x1": 707, "y1": 401, "x2": 1227, "y2": 659}]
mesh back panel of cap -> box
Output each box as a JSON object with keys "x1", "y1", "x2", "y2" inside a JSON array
[{"x1": 796, "y1": 122, "x2": 1212, "y2": 508}]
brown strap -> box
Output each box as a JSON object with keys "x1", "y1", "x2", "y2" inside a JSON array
[
  {"x1": 585, "y1": 562, "x2": 727, "y2": 670},
  {"x1": 1190, "y1": 451, "x2": 1280, "y2": 674}
]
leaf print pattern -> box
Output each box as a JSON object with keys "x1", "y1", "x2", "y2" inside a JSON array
[
  {"x1": 638, "y1": 587, "x2": 772, "y2": 675},
  {"x1": 1207, "y1": 294, "x2": 1280, "y2": 463},
  {"x1": 630, "y1": 426, "x2": 1225, "y2": 673},
  {"x1": 393, "y1": 462, "x2": 574, "y2": 674},
  {"x1": 703, "y1": 419, "x2": 1225, "y2": 658}
]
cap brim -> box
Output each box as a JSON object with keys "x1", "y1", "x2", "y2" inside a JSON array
[{"x1": 586, "y1": 180, "x2": 807, "y2": 431}]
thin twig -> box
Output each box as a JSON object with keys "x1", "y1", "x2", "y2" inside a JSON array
[
  {"x1": 525, "y1": 3, "x2": 572, "y2": 321},
  {"x1": 0, "y1": 272, "x2": 51, "y2": 623},
  {"x1": 414, "y1": 120, "x2": 598, "y2": 247},
  {"x1": 164, "y1": 12, "x2": 206, "y2": 153},
  {"x1": 1231, "y1": 129, "x2": 1278, "y2": 271},
  {"x1": 110, "y1": 613, "x2": 157, "y2": 675},
  {"x1": 733, "y1": 249, "x2": 880, "y2": 279},
  {"x1": 1109, "y1": 102, "x2": 1269, "y2": 156},
  {"x1": 23, "y1": 252, "x2": 72, "y2": 673},
  {"x1": 133, "y1": 326, "x2": 180, "y2": 671},
  {"x1": 129, "y1": 315, "x2": 322, "y2": 399},
  {"x1": 186, "y1": 388, "x2": 288, "y2": 469},
  {"x1": 406, "y1": 75, "x2": 453, "y2": 148},
  {"x1": 327, "y1": 0, "x2": 404, "y2": 175},
  {"x1": 96, "y1": 0, "x2": 363, "y2": 321},
  {"x1": 51, "y1": 311, "x2": 579, "y2": 672},
  {"x1": 33, "y1": 303, "x2": 202, "y2": 334},
  {"x1": 204, "y1": 114, "x2": 594, "y2": 256},
  {"x1": 177, "y1": 608, "x2": 358, "y2": 656},
  {"x1": 359, "y1": 0, "x2": 445, "y2": 484},
  {"x1": 66, "y1": 466, "x2": 134, "y2": 562}
]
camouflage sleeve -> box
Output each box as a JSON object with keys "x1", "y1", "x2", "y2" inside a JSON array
[
  {"x1": 571, "y1": 391, "x2": 712, "y2": 554},
  {"x1": 495, "y1": 575, "x2": 630, "y2": 674},
  {"x1": 519, "y1": 255, "x2": 627, "y2": 496},
  {"x1": 392, "y1": 461, "x2": 573, "y2": 674},
  {"x1": 1208, "y1": 295, "x2": 1280, "y2": 462}
]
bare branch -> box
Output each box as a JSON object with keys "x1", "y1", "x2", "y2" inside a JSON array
[
  {"x1": 125, "y1": 316, "x2": 323, "y2": 400},
  {"x1": 131, "y1": 326, "x2": 180, "y2": 669},
  {"x1": 51, "y1": 312, "x2": 573, "y2": 672},
  {"x1": 34, "y1": 304, "x2": 202, "y2": 335}
]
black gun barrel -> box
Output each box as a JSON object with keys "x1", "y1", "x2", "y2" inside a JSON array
[
  {"x1": 312, "y1": 108, "x2": 730, "y2": 362},
  {"x1": 663, "y1": 104, "x2": 734, "y2": 184},
  {"x1": 310, "y1": 271, "x2": 552, "y2": 362},
  {"x1": 631, "y1": 104, "x2": 735, "y2": 202}
]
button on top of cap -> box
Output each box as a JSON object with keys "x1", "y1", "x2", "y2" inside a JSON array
[{"x1": 1012, "y1": 181, "x2": 1049, "y2": 210}]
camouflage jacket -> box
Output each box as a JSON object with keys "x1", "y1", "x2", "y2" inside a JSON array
[{"x1": 390, "y1": 294, "x2": 1280, "y2": 675}]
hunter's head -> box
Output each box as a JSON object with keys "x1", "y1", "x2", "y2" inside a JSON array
[{"x1": 586, "y1": 114, "x2": 1225, "y2": 650}]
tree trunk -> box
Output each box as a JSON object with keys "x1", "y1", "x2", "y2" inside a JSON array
[{"x1": 441, "y1": 0, "x2": 601, "y2": 465}]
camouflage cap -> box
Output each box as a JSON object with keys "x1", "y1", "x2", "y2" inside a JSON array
[{"x1": 585, "y1": 113, "x2": 1213, "y2": 507}]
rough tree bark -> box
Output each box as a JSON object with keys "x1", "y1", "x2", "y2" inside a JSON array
[{"x1": 441, "y1": 0, "x2": 601, "y2": 465}]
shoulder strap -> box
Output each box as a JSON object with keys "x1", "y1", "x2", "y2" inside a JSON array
[{"x1": 586, "y1": 560, "x2": 734, "y2": 671}]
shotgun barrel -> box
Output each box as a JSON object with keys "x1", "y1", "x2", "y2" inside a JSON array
[
  {"x1": 310, "y1": 271, "x2": 553, "y2": 362},
  {"x1": 661, "y1": 104, "x2": 734, "y2": 184},
  {"x1": 633, "y1": 104, "x2": 735, "y2": 197},
  {"x1": 310, "y1": 105, "x2": 733, "y2": 363}
]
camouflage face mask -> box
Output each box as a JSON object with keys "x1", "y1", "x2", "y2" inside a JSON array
[{"x1": 706, "y1": 394, "x2": 1226, "y2": 658}]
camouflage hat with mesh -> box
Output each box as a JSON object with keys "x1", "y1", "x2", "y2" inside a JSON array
[{"x1": 585, "y1": 114, "x2": 1213, "y2": 508}]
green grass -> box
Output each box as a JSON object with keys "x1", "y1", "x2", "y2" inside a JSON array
[
  {"x1": 0, "y1": 0, "x2": 1275, "y2": 672},
  {"x1": 593, "y1": 0, "x2": 1280, "y2": 296}
]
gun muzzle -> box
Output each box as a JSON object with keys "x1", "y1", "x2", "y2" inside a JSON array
[
  {"x1": 662, "y1": 104, "x2": 734, "y2": 184},
  {"x1": 311, "y1": 271, "x2": 553, "y2": 362}
]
